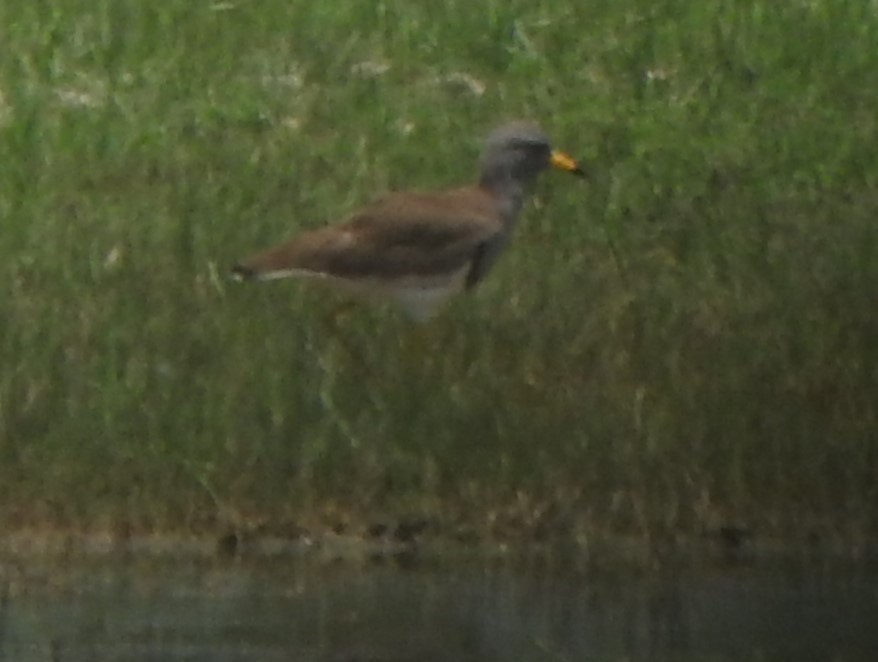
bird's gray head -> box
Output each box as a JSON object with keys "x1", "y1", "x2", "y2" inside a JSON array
[{"x1": 479, "y1": 121, "x2": 584, "y2": 193}]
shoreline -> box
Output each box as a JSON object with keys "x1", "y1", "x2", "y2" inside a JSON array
[{"x1": 0, "y1": 524, "x2": 873, "y2": 569}]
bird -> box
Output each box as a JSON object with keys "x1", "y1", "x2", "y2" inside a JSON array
[{"x1": 230, "y1": 121, "x2": 585, "y2": 321}]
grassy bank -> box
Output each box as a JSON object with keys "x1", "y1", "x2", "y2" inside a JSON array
[{"x1": 1, "y1": 0, "x2": 876, "y2": 551}]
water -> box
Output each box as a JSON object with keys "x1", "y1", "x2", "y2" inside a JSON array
[{"x1": 1, "y1": 548, "x2": 876, "y2": 661}]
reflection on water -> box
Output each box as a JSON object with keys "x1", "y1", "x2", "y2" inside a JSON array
[{"x1": 1, "y1": 549, "x2": 876, "y2": 661}]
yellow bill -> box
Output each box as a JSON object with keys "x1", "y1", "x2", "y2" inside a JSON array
[{"x1": 550, "y1": 150, "x2": 586, "y2": 178}]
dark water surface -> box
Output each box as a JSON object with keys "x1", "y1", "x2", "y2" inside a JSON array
[{"x1": 1, "y1": 548, "x2": 876, "y2": 661}]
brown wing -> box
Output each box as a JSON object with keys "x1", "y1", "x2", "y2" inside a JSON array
[{"x1": 233, "y1": 187, "x2": 502, "y2": 281}]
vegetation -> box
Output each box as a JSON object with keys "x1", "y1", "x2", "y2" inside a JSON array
[{"x1": 1, "y1": 0, "x2": 876, "y2": 551}]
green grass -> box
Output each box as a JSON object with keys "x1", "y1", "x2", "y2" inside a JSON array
[{"x1": 1, "y1": 0, "x2": 877, "y2": 550}]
